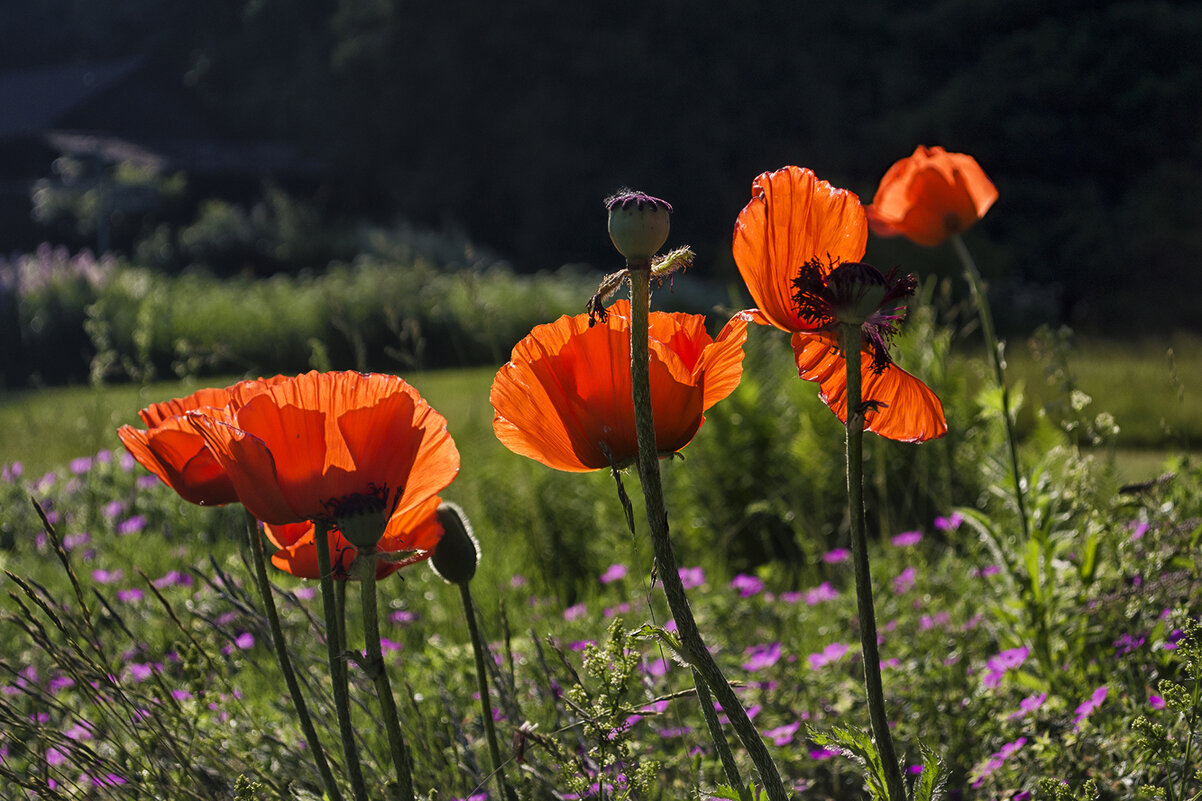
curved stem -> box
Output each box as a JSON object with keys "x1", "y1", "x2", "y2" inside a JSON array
[
  {"x1": 627, "y1": 266, "x2": 790, "y2": 801},
  {"x1": 840, "y1": 324, "x2": 905, "y2": 801},
  {"x1": 358, "y1": 550, "x2": 415, "y2": 801},
  {"x1": 244, "y1": 512, "x2": 343, "y2": 801},
  {"x1": 316, "y1": 521, "x2": 371, "y2": 801},
  {"x1": 951, "y1": 233, "x2": 1030, "y2": 543},
  {"x1": 459, "y1": 581, "x2": 517, "y2": 801}
]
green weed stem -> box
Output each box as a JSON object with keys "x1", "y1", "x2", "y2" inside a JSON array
[
  {"x1": 951, "y1": 233, "x2": 1029, "y2": 543},
  {"x1": 357, "y1": 550, "x2": 415, "y2": 801},
  {"x1": 840, "y1": 322, "x2": 905, "y2": 801},
  {"x1": 458, "y1": 581, "x2": 517, "y2": 801},
  {"x1": 626, "y1": 265, "x2": 789, "y2": 801},
  {"x1": 243, "y1": 512, "x2": 343, "y2": 801},
  {"x1": 316, "y1": 521, "x2": 371, "y2": 801}
]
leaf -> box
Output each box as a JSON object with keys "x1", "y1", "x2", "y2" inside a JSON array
[
  {"x1": 1077, "y1": 530, "x2": 1101, "y2": 585},
  {"x1": 1024, "y1": 537, "x2": 1044, "y2": 606},
  {"x1": 808, "y1": 724, "x2": 888, "y2": 801},
  {"x1": 910, "y1": 744, "x2": 948, "y2": 801}
]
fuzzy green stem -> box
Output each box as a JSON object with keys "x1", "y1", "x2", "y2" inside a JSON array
[
  {"x1": 951, "y1": 233, "x2": 1030, "y2": 544},
  {"x1": 840, "y1": 323, "x2": 905, "y2": 801},
  {"x1": 627, "y1": 265, "x2": 789, "y2": 801},
  {"x1": 459, "y1": 581, "x2": 517, "y2": 801},
  {"x1": 316, "y1": 521, "x2": 371, "y2": 801},
  {"x1": 357, "y1": 550, "x2": 415, "y2": 801},
  {"x1": 245, "y1": 513, "x2": 343, "y2": 801},
  {"x1": 692, "y1": 666, "x2": 749, "y2": 801}
]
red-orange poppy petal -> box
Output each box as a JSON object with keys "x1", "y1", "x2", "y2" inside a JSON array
[
  {"x1": 791, "y1": 332, "x2": 947, "y2": 443},
  {"x1": 265, "y1": 495, "x2": 444, "y2": 580},
  {"x1": 866, "y1": 146, "x2": 998, "y2": 246},
  {"x1": 188, "y1": 413, "x2": 301, "y2": 524},
  {"x1": 491, "y1": 304, "x2": 704, "y2": 471},
  {"x1": 733, "y1": 166, "x2": 868, "y2": 333},
  {"x1": 336, "y1": 382, "x2": 459, "y2": 519},
  {"x1": 118, "y1": 419, "x2": 237, "y2": 505},
  {"x1": 137, "y1": 375, "x2": 288, "y2": 427},
  {"x1": 695, "y1": 313, "x2": 750, "y2": 411}
]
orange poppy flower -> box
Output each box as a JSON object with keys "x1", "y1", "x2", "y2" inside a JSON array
[
  {"x1": 733, "y1": 165, "x2": 947, "y2": 443},
  {"x1": 262, "y1": 495, "x2": 444, "y2": 580},
  {"x1": 490, "y1": 300, "x2": 748, "y2": 472},
  {"x1": 187, "y1": 372, "x2": 460, "y2": 550},
  {"x1": 865, "y1": 145, "x2": 998, "y2": 247},
  {"x1": 117, "y1": 376, "x2": 286, "y2": 506}
]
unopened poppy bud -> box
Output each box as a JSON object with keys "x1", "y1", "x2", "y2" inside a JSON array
[
  {"x1": 606, "y1": 190, "x2": 672, "y2": 263},
  {"x1": 431, "y1": 502, "x2": 479, "y2": 584}
]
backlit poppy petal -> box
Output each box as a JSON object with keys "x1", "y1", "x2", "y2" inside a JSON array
[
  {"x1": 791, "y1": 333, "x2": 947, "y2": 443},
  {"x1": 265, "y1": 495, "x2": 444, "y2": 580},
  {"x1": 866, "y1": 146, "x2": 997, "y2": 246},
  {"x1": 491, "y1": 301, "x2": 744, "y2": 471},
  {"x1": 117, "y1": 419, "x2": 237, "y2": 506},
  {"x1": 733, "y1": 166, "x2": 868, "y2": 333},
  {"x1": 695, "y1": 314, "x2": 750, "y2": 411},
  {"x1": 188, "y1": 414, "x2": 300, "y2": 524}
]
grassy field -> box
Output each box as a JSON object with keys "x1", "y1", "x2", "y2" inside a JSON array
[{"x1": 2, "y1": 333, "x2": 1197, "y2": 485}]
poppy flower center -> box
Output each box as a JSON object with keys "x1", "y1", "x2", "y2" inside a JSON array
[{"x1": 322, "y1": 484, "x2": 398, "y2": 550}]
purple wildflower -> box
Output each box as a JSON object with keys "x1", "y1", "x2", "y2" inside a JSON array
[
  {"x1": 810, "y1": 748, "x2": 838, "y2": 760},
  {"x1": 1073, "y1": 686, "x2": 1108, "y2": 729},
  {"x1": 822, "y1": 548, "x2": 850, "y2": 564},
  {"x1": 804, "y1": 581, "x2": 840, "y2": 605},
  {"x1": 116, "y1": 515, "x2": 146, "y2": 535},
  {"x1": 563, "y1": 603, "x2": 587, "y2": 622},
  {"x1": 135, "y1": 474, "x2": 158, "y2": 489},
  {"x1": 679, "y1": 566, "x2": 705, "y2": 589},
  {"x1": 599, "y1": 563, "x2": 628, "y2": 584},
  {"x1": 891, "y1": 530, "x2": 923, "y2": 547},
  {"x1": 934, "y1": 512, "x2": 964, "y2": 532},
  {"x1": 234, "y1": 632, "x2": 255, "y2": 650},
  {"x1": 116, "y1": 588, "x2": 143, "y2": 603},
  {"x1": 389, "y1": 609, "x2": 417, "y2": 625},
  {"x1": 763, "y1": 721, "x2": 801, "y2": 746},
  {"x1": 1114, "y1": 633, "x2": 1145, "y2": 656},
  {"x1": 730, "y1": 573, "x2": 764, "y2": 597},
  {"x1": 69, "y1": 457, "x2": 92, "y2": 475},
  {"x1": 92, "y1": 569, "x2": 123, "y2": 584},
  {"x1": 892, "y1": 566, "x2": 917, "y2": 594},
  {"x1": 742, "y1": 642, "x2": 782, "y2": 672},
  {"x1": 807, "y1": 642, "x2": 849, "y2": 670},
  {"x1": 982, "y1": 646, "x2": 1029, "y2": 689},
  {"x1": 1149, "y1": 695, "x2": 1166, "y2": 710},
  {"x1": 971, "y1": 737, "x2": 1027, "y2": 788},
  {"x1": 101, "y1": 500, "x2": 126, "y2": 520}
]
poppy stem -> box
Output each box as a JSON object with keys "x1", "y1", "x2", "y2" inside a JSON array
[
  {"x1": 357, "y1": 549, "x2": 416, "y2": 801},
  {"x1": 951, "y1": 233, "x2": 1030, "y2": 544},
  {"x1": 839, "y1": 323, "x2": 906, "y2": 801},
  {"x1": 458, "y1": 581, "x2": 519, "y2": 801},
  {"x1": 243, "y1": 512, "x2": 344, "y2": 801},
  {"x1": 626, "y1": 265, "x2": 790, "y2": 801},
  {"x1": 316, "y1": 521, "x2": 372, "y2": 801}
]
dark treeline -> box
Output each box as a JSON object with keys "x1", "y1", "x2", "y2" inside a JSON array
[{"x1": 8, "y1": 0, "x2": 1202, "y2": 332}]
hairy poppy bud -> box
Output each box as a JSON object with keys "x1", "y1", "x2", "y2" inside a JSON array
[
  {"x1": 606, "y1": 190, "x2": 672, "y2": 262},
  {"x1": 431, "y1": 502, "x2": 479, "y2": 584}
]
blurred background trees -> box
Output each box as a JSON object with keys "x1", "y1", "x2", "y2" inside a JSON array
[{"x1": 3, "y1": 0, "x2": 1201, "y2": 333}]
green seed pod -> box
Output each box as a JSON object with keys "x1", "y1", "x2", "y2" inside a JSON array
[
  {"x1": 606, "y1": 190, "x2": 672, "y2": 262},
  {"x1": 431, "y1": 502, "x2": 479, "y2": 584}
]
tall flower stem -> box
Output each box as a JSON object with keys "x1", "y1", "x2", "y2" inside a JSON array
[
  {"x1": 839, "y1": 323, "x2": 905, "y2": 801},
  {"x1": 243, "y1": 512, "x2": 344, "y2": 801},
  {"x1": 316, "y1": 521, "x2": 371, "y2": 801},
  {"x1": 951, "y1": 233, "x2": 1030, "y2": 543},
  {"x1": 357, "y1": 549, "x2": 416, "y2": 801},
  {"x1": 626, "y1": 265, "x2": 789, "y2": 801},
  {"x1": 458, "y1": 581, "x2": 517, "y2": 801}
]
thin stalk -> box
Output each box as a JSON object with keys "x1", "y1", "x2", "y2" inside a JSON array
[
  {"x1": 626, "y1": 266, "x2": 789, "y2": 801},
  {"x1": 316, "y1": 521, "x2": 371, "y2": 801},
  {"x1": 244, "y1": 512, "x2": 343, "y2": 801},
  {"x1": 459, "y1": 582, "x2": 518, "y2": 801},
  {"x1": 692, "y1": 667, "x2": 749, "y2": 801},
  {"x1": 840, "y1": 323, "x2": 905, "y2": 801},
  {"x1": 358, "y1": 550, "x2": 415, "y2": 801},
  {"x1": 951, "y1": 233, "x2": 1030, "y2": 544}
]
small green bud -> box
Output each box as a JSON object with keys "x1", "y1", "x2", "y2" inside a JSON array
[
  {"x1": 606, "y1": 190, "x2": 672, "y2": 262},
  {"x1": 430, "y1": 502, "x2": 479, "y2": 584}
]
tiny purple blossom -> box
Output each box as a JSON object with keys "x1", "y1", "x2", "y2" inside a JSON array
[
  {"x1": 116, "y1": 588, "x2": 143, "y2": 603},
  {"x1": 822, "y1": 548, "x2": 850, "y2": 564},
  {"x1": 69, "y1": 456, "x2": 92, "y2": 475},
  {"x1": 563, "y1": 603, "x2": 587, "y2": 622},
  {"x1": 892, "y1": 566, "x2": 917, "y2": 594},
  {"x1": 136, "y1": 475, "x2": 159, "y2": 490},
  {"x1": 116, "y1": 515, "x2": 146, "y2": 535},
  {"x1": 1149, "y1": 695, "x2": 1166, "y2": 710},
  {"x1": 1073, "y1": 686, "x2": 1108, "y2": 729},
  {"x1": 763, "y1": 721, "x2": 801, "y2": 746},
  {"x1": 1128, "y1": 520, "x2": 1150, "y2": 541},
  {"x1": 92, "y1": 569, "x2": 123, "y2": 584},
  {"x1": 807, "y1": 642, "x2": 849, "y2": 670},
  {"x1": 730, "y1": 573, "x2": 764, "y2": 597},
  {"x1": 934, "y1": 512, "x2": 964, "y2": 532},
  {"x1": 234, "y1": 632, "x2": 255, "y2": 650},
  {"x1": 891, "y1": 530, "x2": 923, "y2": 547},
  {"x1": 742, "y1": 642, "x2": 782, "y2": 672},
  {"x1": 678, "y1": 566, "x2": 705, "y2": 589},
  {"x1": 599, "y1": 563, "x2": 628, "y2": 584},
  {"x1": 804, "y1": 582, "x2": 840, "y2": 605},
  {"x1": 120, "y1": 451, "x2": 136, "y2": 471},
  {"x1": 983, "y1": 646, "x2": 1029, "y2": 689},
  {"x1": 101, "y1": 500, "x2": 126, "y2": 520},
  {"x1": 389, "y1": 609, "x2": 417, "y2": 624}
]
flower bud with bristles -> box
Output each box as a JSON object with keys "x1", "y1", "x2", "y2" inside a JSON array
[{"x1": 431, "y1": 502, "x2": 479, "y2": 584}]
